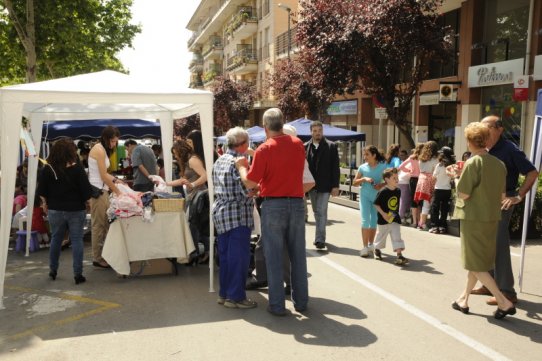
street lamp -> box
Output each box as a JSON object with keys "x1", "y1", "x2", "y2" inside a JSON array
[{"x1": 278, "y1": 3, "x2": 291, "y2": 59}]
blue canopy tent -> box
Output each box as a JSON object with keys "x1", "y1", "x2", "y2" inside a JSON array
[
  {"x1": 42, "y1": 119, "x2": 162, "y2": 140},
  {"x1": 216, "y1": 125, "x2": 266, "y2": 144},
  {"x1": 286, "y1": 118, "x2": 365, "y2": 142},
  {"x1": 518, "y1": 88, "x2": 542, "y2": 291}
]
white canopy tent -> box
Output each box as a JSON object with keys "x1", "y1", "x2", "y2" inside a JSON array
[{"x1": 0, "y1": 71, "x2": 215, "y2": 309}]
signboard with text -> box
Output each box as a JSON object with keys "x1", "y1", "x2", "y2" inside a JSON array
[
  {"x1": 468, "y1": 58, "x2": 524, "y2": 88},
  {"x1": 326, "y1": 100, "x2": 358, "y2": 116}
]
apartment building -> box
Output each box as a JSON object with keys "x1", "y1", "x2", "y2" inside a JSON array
[
  {"x1": 186, "y1": 0, "x2": 298, "y2": 126},
  {"x1": 331, "y1": 0, "x2": 542, "y2": 159}
]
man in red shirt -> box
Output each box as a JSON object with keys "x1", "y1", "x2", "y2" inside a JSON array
[{"x1": 236, "y1": 108, "x2": 308, "y2": 316}]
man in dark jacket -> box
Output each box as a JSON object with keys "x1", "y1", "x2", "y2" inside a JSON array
[{"x1": 305, "y1": 121, "x2": 340, "y2": 249}]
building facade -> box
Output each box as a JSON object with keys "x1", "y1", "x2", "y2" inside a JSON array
[
  {"x1": 187, "y1": 0, "x2": 542, "y2": 163},
  {"x1": 186, "y1": 0, "x2": 298, "y2": 126}
]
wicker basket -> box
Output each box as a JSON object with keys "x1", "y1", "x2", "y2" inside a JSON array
[{"x1": 153, "y1": 198, "x2": 185, "y2": 212}]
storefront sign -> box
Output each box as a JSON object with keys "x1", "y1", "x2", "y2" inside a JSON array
[
  {"x1": 468, "y1": 58, "x2": 524, "y2": 88},
  {"x1": 513, "y1": 75, "x2": 529, "y2": 101},
  {"x1": 375, "y1": 107, "x2": 388, "y2": 119},
  {"x1": 420, "y1": 92, "x2": 440, "y2": 106},
  {"x1": 326, "y1": 100, "x2": 358, "y2": 116},
  {"x1": 534, "y1": 55, "x2": 542, "y2": 81}
]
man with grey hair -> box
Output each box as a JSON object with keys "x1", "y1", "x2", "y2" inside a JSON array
[
  {"x1": 212, "y1": 127, "x2": 257, "y2": 309},
  {"x1": 469, "y1": 115, "x2": 538, "y2": 305},
  {"x1": 237, "y1": 108, "x2": 309, "y2": 316},
  {"x1": 124, "y1": 139, "x2": 157, "y2": 192}
]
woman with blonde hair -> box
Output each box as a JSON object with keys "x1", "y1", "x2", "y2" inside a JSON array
[{"x1": 452, "y1": 122, "x2": 515, "y2": 319}]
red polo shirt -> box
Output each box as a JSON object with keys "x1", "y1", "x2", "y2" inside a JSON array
[{"x1": 247, "y1": 134, "x2": 305, "y2": 197}]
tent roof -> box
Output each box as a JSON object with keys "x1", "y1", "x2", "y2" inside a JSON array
[
  {"x1": 42, "y1": 119, "x2": 162, "y2": 140},
  {"x1": 287, "y1": 118, "x2": 365, "y2": 142}
]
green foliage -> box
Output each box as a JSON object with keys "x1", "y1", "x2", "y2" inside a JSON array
[
  {"x1": 510, "y1": 173, "x2": 542, "y2": 236},
  {"x1": 297, "y1": 0, "x2": 452, "y2": 148},
  {"x1": 0, "y1": 0, "x2": 141, "y2": 86}
]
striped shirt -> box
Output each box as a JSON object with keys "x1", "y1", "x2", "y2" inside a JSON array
[{"x1": 212, "y1": 150, "x2": 254, "y2": 235}]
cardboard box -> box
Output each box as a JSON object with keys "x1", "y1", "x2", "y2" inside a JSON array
[{"x1": 129, "y1": 258, "x2": 176, "y2": 276}]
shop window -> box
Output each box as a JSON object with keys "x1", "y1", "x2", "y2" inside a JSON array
[
  {"x1": 481, "y1": 85, "x2": 522, "y2": 145},
  {"x1": 428, "y1": 9, "x2": 460, "y2": 79},
  {"x1": 428, "y1": 103, "x2": 456, "y2": 150},
  {"x1": 477, "y1": 0, "x2": 530, "y2": 64}
]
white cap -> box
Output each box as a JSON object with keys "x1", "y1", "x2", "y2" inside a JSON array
[{"x1": 282, "y1": 124, "x2": 297, "y2": 137}]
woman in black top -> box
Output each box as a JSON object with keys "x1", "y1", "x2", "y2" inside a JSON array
[{"x1": 38, "y1": 139, "x2": 92, "y2": 284}]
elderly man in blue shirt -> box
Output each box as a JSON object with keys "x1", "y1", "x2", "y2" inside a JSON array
[
  {"x1": 470, "y1": 115, "x2": 539, "y2": 305},
  {"x1": 212, "y1": 126, "x2": 257, "y2": 309}
]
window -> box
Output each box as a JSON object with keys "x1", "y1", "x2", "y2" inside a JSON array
[
  {"x1": 480, "y1": 0, "x2": 530, "y2": 64},
  {"x1": 428, "y1": 9, "x2": 460, "y2": 79}
]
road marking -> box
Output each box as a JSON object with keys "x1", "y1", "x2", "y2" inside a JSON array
[
  {"x1": 3, "y1": 285, "x2": 121, "y2": 341},
  {"x1": 309, "y1": 250, "x2": 511, "y2": 361}
]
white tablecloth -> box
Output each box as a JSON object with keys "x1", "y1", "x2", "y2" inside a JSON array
[{"x1": 103, "y1": 212, "x2": 195, "y2": 275}]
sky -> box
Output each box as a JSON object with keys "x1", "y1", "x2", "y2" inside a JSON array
[{"x1": 118, "y1": 0, "x2": 201, "y2": 87}]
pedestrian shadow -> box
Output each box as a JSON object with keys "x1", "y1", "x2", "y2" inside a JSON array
[
  {"x1": 383, "y1": 257, "x2": 443, "y2": 275},
  {"x1": 244, "y1": 296, "x2": 378, "y2": 347},
  {"x1": 515, "y1": 298, "x2": 542, "y2": 322},
  {"x1": 315, "y1": 243, "x2": 360, "y2": 257},
  {"x1": 327, "y1": 219, "x2": 345, "y2": 225},
  {"x1": 485, "y1": 310, "x2": 542, "y2": 344}
]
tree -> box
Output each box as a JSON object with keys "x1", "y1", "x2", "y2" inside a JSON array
[
  {"x1": 270, "y1": 58, "x2": 333, "y2": 121},
  {"x1": 174, "y1": 114, "x2": 201, "y2": 139},
  {"x1": 211, "y1": 76, "x2": 255, "y2": 134},
  {"x1": 0, "y1": 0, "x2": 140, "y2": 85},
  {"x1": 297, "y1": 0, "x2": 452, "y2": 148}
]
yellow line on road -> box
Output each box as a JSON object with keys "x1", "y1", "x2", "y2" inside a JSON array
[{"x1": 3, "y1": 285, "x2": 121, "y2": 341}]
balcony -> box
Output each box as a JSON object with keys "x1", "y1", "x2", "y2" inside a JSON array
[
  {"x1": 275, "y1": 26, "x2": 298, "y2": 58},
  {"x1": 226, "y1": 47, "x2": 258, "y2": 75},
  {"x1": 189, "y1": 56, "x2": 203, "y2": 72},
  {"x1": 203, "y1": 65, "x2": 223, "y2": 86},
  {"x1": 189, "y1": 80, "x2": 204, "y2": 89},
  {"x1": 202, "y1": 36, "x2": 224, "y2": 60},
  {"x1": 225, "y1": 7, "x2": 258, "y2": 40}
]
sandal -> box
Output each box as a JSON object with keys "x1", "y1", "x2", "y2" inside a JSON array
[{"x1": 494, "y1": 306, "x2": 516, "y2": 319}]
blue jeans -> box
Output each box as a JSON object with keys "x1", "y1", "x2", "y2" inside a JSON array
[
  {"x1": 48, "y1": 209, "x2": 86, "y2": 276},
  {"x1": 309, "y1": 190, "x2": 330, "y2": 244},
  {"x1": 218, "y1": 226, "x2": 251, "y2": 302},
  {"x1": 261, "y1": 198, "x2": 308, "y2": 312}
]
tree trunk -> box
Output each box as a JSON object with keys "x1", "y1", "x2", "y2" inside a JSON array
[
  {"x1": 4, "y1": 0, "x2": 37, "y2": 83},
  {"x1": 25, "y1": 0, "x2": 36, "y2": 83}
]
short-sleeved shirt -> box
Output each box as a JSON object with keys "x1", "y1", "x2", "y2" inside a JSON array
[
  {"x1": 374, "y1": 187, "x2": 401, "y2": 225},
  {"x1": 247, "y1": 134, "x2": 305, "y2": 198},
  {"x1": 131, "y1": 145, "x2": 157, "y2": 186},
  {"x1": 453, "y1": 153, "x2": 506, "y2": 222},
  {"x1": 212, "y1": 150, "x2": 254, "y2": 235},
  {"x1": 488, "y1": 137, "x2": 536, "y2": 195},
  {"x1": 357, "y1": 162, "x2": 388, "y2": 198},
  {"x1": 386, "y1": 157, "x2": 401, "y2": 169}
]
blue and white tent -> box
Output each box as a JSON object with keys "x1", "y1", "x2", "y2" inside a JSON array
[{"x1": 519, "y1": 88, "x2": 542, "y2": 291}]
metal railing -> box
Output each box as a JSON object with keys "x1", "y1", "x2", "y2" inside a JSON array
[
  {"x1": 275, "y1": 26, "x2": 297, "y2": 57},
  {"x1": 226, "y1": 48, "x2": 258, "y2": 71}
]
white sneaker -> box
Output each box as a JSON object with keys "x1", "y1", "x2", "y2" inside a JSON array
[
  {"x1": 359, "y1": 247, "x2": 369, "y2": 258},
  {"x1": 367, "y1": 243, "x2": 375, "y2": 253}
]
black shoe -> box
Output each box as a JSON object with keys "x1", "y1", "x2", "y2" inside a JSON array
[
  {"x1": 451, "y1": 301, "x2": 469, "y2": 314},
  {"x1": 49, "y1": 270, "x2": 57, "y2": 280},
  {"x1": 315, "y1": 242, "x2": 325, "y2": 249},
  {"x1": 494, "y1": 306, "x2": 516, "y2": 319},
  {"x1": 245, "y1": 278, "x2": 267, "y2": 290},
  {"x1": 284, "y1": 285, "x2": 291, "y2": 295},
  {"x1": 374, "y1": 249, "x2": 382, "y2": 260},
  {"x1": 74, "y1": 275, "x2": 86, "y2": 285}
]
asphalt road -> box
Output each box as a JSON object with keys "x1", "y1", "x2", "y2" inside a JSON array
[{"x1": 1, "y1": 203, "x2": 541, "y2": 361}]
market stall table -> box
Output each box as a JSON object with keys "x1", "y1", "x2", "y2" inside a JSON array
[{"x1": 102, "y1": 212, "x2": 195, "y2": 275}]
